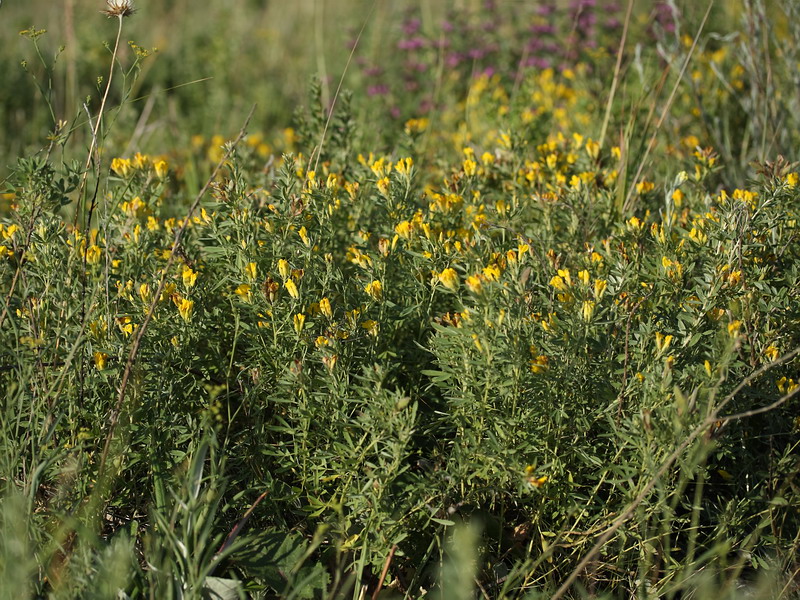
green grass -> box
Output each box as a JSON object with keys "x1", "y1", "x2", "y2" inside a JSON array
[{"x1": 0, "y1": 1, "x2": 799, "y2": 598}]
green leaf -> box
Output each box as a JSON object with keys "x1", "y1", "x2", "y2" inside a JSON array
[
  {"x1": 234, "y1": 532, "x2": 328, "y2": 598},
  {"x1": 203, "y1": 576, "x2": 243, "y2": 600}
]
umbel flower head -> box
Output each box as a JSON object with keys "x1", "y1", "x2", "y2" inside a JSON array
[{"x1": 103, "y1": 0, "x2": 135, "y2": 18}]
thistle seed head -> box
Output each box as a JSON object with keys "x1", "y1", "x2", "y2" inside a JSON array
[{"x1": 102, "y1": 0, "x2": 135, "y2": 18}]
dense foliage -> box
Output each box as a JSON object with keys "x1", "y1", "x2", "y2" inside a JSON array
[{"x1": 0, "y1": 1, "x2": 798, "y2": 598}]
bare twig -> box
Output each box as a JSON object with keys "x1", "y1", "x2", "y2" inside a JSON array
[
  {"x1": 213, "y1": 490, "x2": 269, "y2": 569},
  {"x1": 371, "y1": 544, "x2": 397, "y2": 600}
]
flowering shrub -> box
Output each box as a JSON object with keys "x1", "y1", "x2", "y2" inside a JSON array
[{"x1": 0, "y1": 1, "x2": 799, "y2": 598}]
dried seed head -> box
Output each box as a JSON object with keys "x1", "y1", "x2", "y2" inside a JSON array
[{"x1": 102, "y1": 0, "x2": 135, "y2": 18}]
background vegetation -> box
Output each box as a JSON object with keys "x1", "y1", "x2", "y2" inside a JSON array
[{"x1": 0, "y1": 0, "x2": 798, "y2": 598}]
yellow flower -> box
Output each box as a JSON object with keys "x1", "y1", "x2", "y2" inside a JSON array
[
  {"x1": 85, "y1": 245, "x2": 102, "y2": 265},
  {"x1": 370, "y1": 157, "x2": 388, "y2": 177},
  {"x1": 578, "y1": 269, "x2": 590, "y2": 286},
  {"x1": 138, "y1": 283, "x2": 151, "y2": 304},
  {"x1": 298, "y1": 226, "x2": 310, "y2": 247},
  {"x1": 160, "y1": 283, "x2": 177, "y2": 302},
  {"x1": 133, "y1": 152, "x2": 150, "y2": 170},
  {"x1": 585, "y1": 139, "x2": 600, "y2": 160},
  {"x1": 549, "y1": 275, "x2": 567, "y2": 291},
  {"x1": 244, "y1": 261, "x2": 257, "y2": 281},
  {"x1": 319, "y1": 297, "x2": 333, "y2": 319},
  {"x1": 438, "y1": 268, "x2": 459, "y2": 291},
  {"x1": 322, "y1": 354, "x2": 338, "y2": 372},
  {"x1": 581, "y1": 300, "x2": 595, "y2": 321},
  {"x1": 763, "y1": 345, "x2": 779, "y2": 362},
  {"x1": 530, "y1": 355, "x2": 549, "y2": 374},
  {"x1": 364, "y1": 280, "x2": 383, "y2": 301},
  {"x1": 726, "y1": 270, "x2": 742, "y2": 287},
  {"x1": 395, "y1": 220, "x2": 413, "y2": 239},
  {"x1": 466, "y1": 274, "x2": 484, "y2": 294},
  {"x1": 278, "y1": 259, "x2": 290, "y2": 281},
  {"x1": 777, "y1": 377, "x2": 799, "y2": 394},
  {"x1": 527, "y1": 475, "x2": 548, "y2": 488},
  {"x1": 182, "y1": 265, "x2": 198, "y2": 289},
  {"x1": 688, "y1": 227, "x2": 707, "y2": 244},
  {"x1": 483, "y1": 264, "x2": 501, "y2": 282},
  {"x1": 178, "y1": 298, "x2": 194, "y2": 322},
  {"x1": 395, "y1": 157, "x2": 414, "y2": 176},
  {"x1": 93, "y1": 352, "x2": 109, "y2": 371},
  {"x1": 377, "y1": 177, "x2": 391, "y2": 195},
  {"x1": 235, "y1": 283, "x2": 253, "y2": 303},
  {"x1": 361, "y1": 319, "x2": 379, "y2": 336},
  {"x1": 463, "y1": 158, "x2": 477, "y2": 177},
  {"x1": 786, "y1": 172, "x2": 799, "y2": 187},
  {"x1": 727, "y1": 320, "x2": 742, "y2": 338},
  {"x1": 636, "y1": 181, "x2": 655, "y2": 194},
  {"x1": 293, "y1": 313, "x2": 306, "y2": 334},
  {"x1": 593, "y1": 279, "x2": 607, "y2": 299},
  {"x1": 111, "y1": 157, "x2": 132, "y2": 178},
  {"x1": 655, "y1": 332, "x2": 673, "y2": 354},
  {"x1": 154, "y1": 159, "x2": 168, "y2": 179},
  {"x1": 1, "y1": 224, "x2": 19, "y2": 240},
  {"x1": 284, "y1": 279, "x2": 299, "y2": 300},
  {"x1": 89, "y1": 319, "x2": 107, "y2": 339}
]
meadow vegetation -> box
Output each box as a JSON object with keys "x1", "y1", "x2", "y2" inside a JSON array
[{"x1": 0, "y1": 1, "x2": 799, "y2": 598}]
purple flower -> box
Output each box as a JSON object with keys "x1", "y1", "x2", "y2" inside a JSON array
[
  {"x1": 402, "y1": 18, "x2": 421, "y2": 36},
  {"x1": 526, "y1": 38, "x2": 544, "y2": 52},
  {"x1": 367, "y1": 84, "x2": 389, "y2": 97},
  {"x1": 524, "y1": 56, "x2": 551, "y2": 69},
  {"x1": 578, "y1": 13, "x2": 597, "y2": 29},
  {"x1": 446, "y1": 52, "x2": 462, "y2": 68},
  {"x1": 530, "y1": 23, "x2": 556, "y2": 35},
  {"x1": 398, "y1": 36, "x2": 426, "y2": 51},
  {"x1": 536, "y1": 3, "x2": 556, "y2": 16},
  {"x1": 404, "y1": 60, "x2": 428, "y2": 73}
]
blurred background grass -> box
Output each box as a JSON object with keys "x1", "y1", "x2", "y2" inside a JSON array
[
  {"x1": 0, "y1": 0, "x2": 747, "y2": 182},
  {"x1": 0, "y1": 0, "x2": 469, "y2": 178}
]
